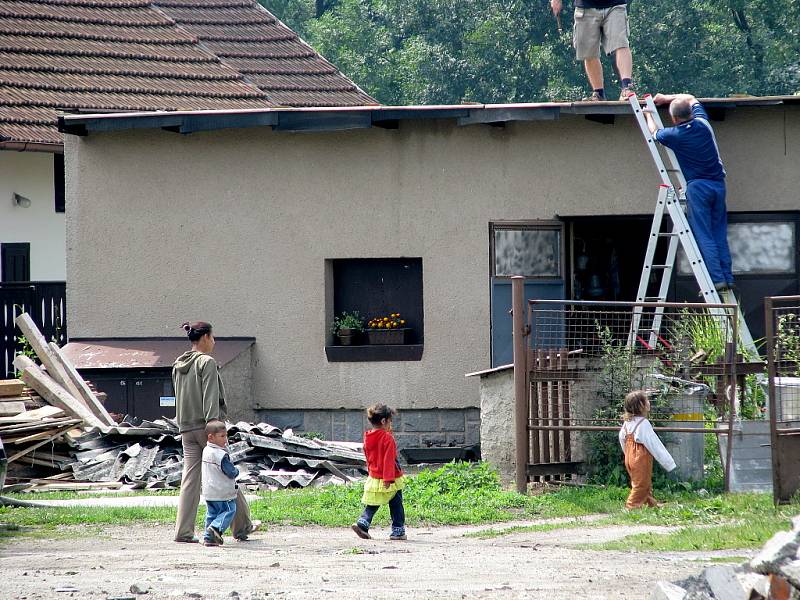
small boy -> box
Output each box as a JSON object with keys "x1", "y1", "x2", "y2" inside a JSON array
[{"x1": 201, "y1": 420, "x2": 238, "y2": 546}]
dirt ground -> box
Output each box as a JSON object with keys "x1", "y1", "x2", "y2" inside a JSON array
[{"x1": 0, "y1": 518, "x2": 750, "y2": 600}]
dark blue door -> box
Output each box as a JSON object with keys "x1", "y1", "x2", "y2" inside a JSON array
[{"x1": 490, "y1": 223, "x2": 565, "y2": 367}]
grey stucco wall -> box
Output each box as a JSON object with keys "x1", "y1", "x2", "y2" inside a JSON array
[
  {"x1": 65, "y1": 106, "x2": 800, "y2": 413},
  {"x1": 220, "y1": 346, "x2": 254, "y2": 422},
  {"x1": 477, "y1": 368, "x2": 515, "y2": 486}
]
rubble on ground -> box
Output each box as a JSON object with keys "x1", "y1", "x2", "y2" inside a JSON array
[
  {"x1": 650, "y1": 516, "x2": 800, "y2": 600},
  {"x1": 1, "y1": 313, "x2": 366, "y2": 493}
]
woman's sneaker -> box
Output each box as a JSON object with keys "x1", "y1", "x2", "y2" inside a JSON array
[{"x1": 389, "y1": 533, "x2": 407, "y2": 541}]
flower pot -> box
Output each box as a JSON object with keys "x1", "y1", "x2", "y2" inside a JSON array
[
  {"x1": 366, "y1": 328, "x2": 408, "y2": 345},
  {"x1": 336, "y1": 333, "x2": 357, "y2": 346}
]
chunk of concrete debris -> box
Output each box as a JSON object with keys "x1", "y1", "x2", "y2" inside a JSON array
[
  {"x1": 703, "y1": 566, "x2": 767, "y2": 600},
  {"x1": 779, "y1": 559, "x2": 800, "y2": 589},
  {"x1": 650, "y1": 581, "x2": 686, "y2": 600},
  {"x1": 750, "y1": 530, "x2": 800, "y2": 574},
  {"x1": 130, "y1": 583, "x2": 150, "y2": 595}
]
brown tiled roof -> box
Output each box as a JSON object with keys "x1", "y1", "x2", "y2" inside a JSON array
[
  {"x1": 154, "y1": 0, "x2": 376, "y2": 108},
  {"x1": 0, "y1": 0, "x2": 376, "y2": 147}
]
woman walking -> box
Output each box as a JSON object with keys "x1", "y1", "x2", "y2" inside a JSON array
[{"x1": 173, "y1": 321, "x2": 260, "y2": 543}]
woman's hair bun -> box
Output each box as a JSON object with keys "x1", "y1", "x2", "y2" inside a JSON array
[{"x1": 181, "y1": 322, "x2": 191, "y2": 333}]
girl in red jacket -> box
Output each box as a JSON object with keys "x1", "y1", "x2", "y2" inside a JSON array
[{"x1": 351, "y1": 404, "x2": 406, "y2": 540}]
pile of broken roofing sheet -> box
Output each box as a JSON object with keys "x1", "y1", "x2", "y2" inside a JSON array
[{"x1": 8, "y1": 417, "x2": 366, "y2": 493}]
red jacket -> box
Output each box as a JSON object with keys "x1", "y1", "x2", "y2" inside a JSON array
[{"x1": 363, "y1": 428, "x2": 403, "y2": 484}]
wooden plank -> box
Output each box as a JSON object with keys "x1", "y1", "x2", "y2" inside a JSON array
[
  {"x1": 14, "y1": 355, "x2": 104, "y2": 428},
  {"x1": 0, "y1": 402, "x2": 25, "y2": 416},
  {"x1": 14, "y1": 313, "x2": 91, "y2": 413},
  {"x1": 0, "y1": 379, "x2": 25, "y2": 397},
  {"x1": 0, "y1": 405, "x2": 63, "y2": 424},
  {"x1": 49, "y1": 341, "x2": 116, "y2": 426},
  {"x1": 7, "y1": 426, "x2": 73, "y2": 463}
]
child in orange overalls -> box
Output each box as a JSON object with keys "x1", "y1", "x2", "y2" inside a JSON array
[{"x1": 618, "y1": 390, "x2": 676, "y2": 509}]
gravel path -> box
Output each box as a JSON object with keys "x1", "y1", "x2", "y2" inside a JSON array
[{"x1": 0, "y1": 518, "x2": 752, "y2": 600}]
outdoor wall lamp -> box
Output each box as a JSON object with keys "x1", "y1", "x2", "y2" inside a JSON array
[{"x1": 12, "y1": 193, "x2": 31, "y2": 208}]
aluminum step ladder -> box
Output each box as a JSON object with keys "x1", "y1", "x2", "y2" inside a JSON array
[{"x1": 627, "y1": 94, "x2": 758, "y2": 358}]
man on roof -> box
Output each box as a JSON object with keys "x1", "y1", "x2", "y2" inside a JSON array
[
  {"x1": 550, "y1": 0, "x2": 635, "y2": 101},
  {"x1": 645, "y1": 93, "x2": 734, "y2": 293}
]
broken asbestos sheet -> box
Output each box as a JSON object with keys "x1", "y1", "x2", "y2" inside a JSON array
[{"x1": 6, "y1": 417, "x2": 366, "y2": 493}]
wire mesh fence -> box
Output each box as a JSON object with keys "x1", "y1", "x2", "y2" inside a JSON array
[
  {"x1": 767, "y1": 296, "x2": 800, "y2": 427},
  {"x1": 523, "y1": 299, "x2": 738, "y2": 484}
]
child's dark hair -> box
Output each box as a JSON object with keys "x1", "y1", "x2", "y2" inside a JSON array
[
  {"x1": 623, "y1": 390, "x2": 649, "y2": 421},
  {"x1": 366, "y1": 403, "x2": 396, "y2": 425},
  {"x1": 205, "y1": 419, "x2": 226, "y2": 435},
  {"x1": 181, "y1": 321, "x2": 212, "y2": 342}
]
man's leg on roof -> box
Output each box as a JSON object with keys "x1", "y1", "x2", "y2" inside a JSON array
[
  {"x1": 574, "y1": 8, "x2": 605, "y2": 94},
  {"x1": 709, "y1": 181, "x2": 734, "y2": 286},
  {"x1": 686, "y1": 180, "x2": 726, "y2": 287}
]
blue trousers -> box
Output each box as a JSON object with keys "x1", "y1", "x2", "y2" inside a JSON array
[
  {"x1": 357, "y1": 490, "x2": 406, "y2": 537},
  {"x1": 686, "y1": 179, "x2": 733, "y2": 286},
  {"x1": 204, "y1": 500, "x2": 237, "y2": 539}
]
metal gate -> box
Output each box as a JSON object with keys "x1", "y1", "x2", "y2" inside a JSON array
[
  {"x1": 511, "y1": 277, "x2": 739, "y2": 493},
  {"x1": 765, "y1": 295, "x2": 800, "y2": 504},
  {"x1": 0, "y1": 282, "x2": 66, "y2": 378}
]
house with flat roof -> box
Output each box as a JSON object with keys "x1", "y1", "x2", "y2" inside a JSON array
[
  {"x1": 59, "y1": 96, "x2": 800, "y2": 442},
  {"x1": 0, "y1": 0, "x2": 374, "y2": 377}
]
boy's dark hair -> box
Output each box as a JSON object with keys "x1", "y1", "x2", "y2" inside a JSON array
[
  {"x1": 366, "y1": 403, "x2": 396, "y2": 425},
  {"x1": 182, "y1": 321, "x2": 212, "y2": 342},
  {"x1": 205, "y1": 419, "x2": 227, "y2": 436},
  {"x1": 623, "y1": 390, "x2": 648, "y2": 421}
]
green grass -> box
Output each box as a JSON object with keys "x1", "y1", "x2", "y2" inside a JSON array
[
  {"x1": 1, "y1": 462, "x2": 796, "y2": 553},
  {"x1": 463, "y1": 518, "x2": 610, "y2": 539}
]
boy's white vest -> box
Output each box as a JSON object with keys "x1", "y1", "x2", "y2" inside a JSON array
[{"x1": 201, "y1": 443, "x2": 237, "y2": 501}]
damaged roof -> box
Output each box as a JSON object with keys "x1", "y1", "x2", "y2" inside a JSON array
[
  {"x1": 61, "y1": 337, "x2": 255, "y2": 369},
  {"x1": 59, "y1": 94, "x2": 800, "y2": 136},
  {"x1": 0, "y1": 0, "x2": 376, "y2": 150}
]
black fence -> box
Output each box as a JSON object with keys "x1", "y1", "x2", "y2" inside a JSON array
[{"x1": 0, "y1": 282, "x2": 66, "y2": 378}]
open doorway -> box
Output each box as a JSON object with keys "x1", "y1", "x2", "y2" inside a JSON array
[{"x1": 566, "y1": 216, "x2": 651, "y2": 303}]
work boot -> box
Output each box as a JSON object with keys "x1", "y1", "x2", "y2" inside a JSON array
[
  {"x1": 583, "y1": 91, "x2": 605, "y2": 102},
  {"x1": 619, "y1": 84, "x2": 636, "y2": 101}
]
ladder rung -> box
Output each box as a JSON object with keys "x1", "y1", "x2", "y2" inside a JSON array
[
  {"x1": 657, "y1": 232, "x2": 679, "y2": 237},
  {"x1": 650, "y1": 264, "x2": 673, "y2": 269}
]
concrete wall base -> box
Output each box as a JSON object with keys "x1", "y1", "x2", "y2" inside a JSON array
[{"x1": 256, "y1": 407, "x2": 481, "y2": 447}]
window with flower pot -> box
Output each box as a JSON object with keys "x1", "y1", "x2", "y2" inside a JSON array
[{"x1": 325, "y1": 257, "x2": 424, "y2": 362}]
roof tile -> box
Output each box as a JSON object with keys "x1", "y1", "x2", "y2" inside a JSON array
[{"x1": 0, "y1": 0, "x2": 376, "y2": 146}]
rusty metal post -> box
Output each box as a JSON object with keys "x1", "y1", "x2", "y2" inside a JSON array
[
  {"x1": 512, "y1": 276, "x2": 528, "y2": 494},
  {"x1": 723, "y1": 338, "x2": 736, "y2": 493},
  {"x1": 764, "y1": 296, "x2": 781, "y2": 505}
]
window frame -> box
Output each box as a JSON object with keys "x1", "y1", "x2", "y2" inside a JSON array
[{"x1": 490, "y1": 220, "x2": 565, "y2": 280}]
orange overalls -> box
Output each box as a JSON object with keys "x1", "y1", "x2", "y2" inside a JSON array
[{"x1": 623, "y1": 418, "x2": 658, "y2": 509}]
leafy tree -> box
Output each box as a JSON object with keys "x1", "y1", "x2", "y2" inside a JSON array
[{"x1": 262, "y1": 0, "x2": 800, "y2": 104}]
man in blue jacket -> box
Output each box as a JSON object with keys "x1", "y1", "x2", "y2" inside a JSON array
[{"x1": 644, "y1": 93, "x2": 734, "y2": 292}]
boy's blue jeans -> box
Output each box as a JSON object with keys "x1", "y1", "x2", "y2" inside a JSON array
[
  {"x1": 204, "y1": 500, "x2": 237, "y2": 539},
  {"x1": 357, "y1": 490, "x2": 405, "y2": 537},
  {"x1": 686, "y1": 179, "x2": 733, "y2": 287}
]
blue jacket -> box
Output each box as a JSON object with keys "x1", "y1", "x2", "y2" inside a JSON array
[{"x1": 655, "y1": 103, "x2": 725, "y2": 183}]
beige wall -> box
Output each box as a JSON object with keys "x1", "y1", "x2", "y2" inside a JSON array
[
  {"x1": 0, "y1": 150, "x2": 65, "y2": 280},
  {"x1": 65, "y1": 105, "x2": 800, "y2": 412}
]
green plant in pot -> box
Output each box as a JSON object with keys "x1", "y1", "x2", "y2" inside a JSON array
[{"x1": 331, "y1": 311, "x2": 365, "y2": 346}]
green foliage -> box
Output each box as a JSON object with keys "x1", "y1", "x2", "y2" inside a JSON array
[
  {"x1": 331, "y1": 311, "x2": 365, "y2": 335},
  {"x1": 13, "y1": 334, "x2": 37, "y2": 377},
  {"x1": 265, "y1": 0, "x2": 800, "y2": 104}
]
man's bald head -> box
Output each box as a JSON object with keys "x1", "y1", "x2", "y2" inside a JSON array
[{"x1": 669, "y1": 97, "x2": 693, "y2": 123}]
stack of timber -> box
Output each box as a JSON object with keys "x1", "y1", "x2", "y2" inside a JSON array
[{"x1": 3, "y1": 313, "x2": 366, "y2": 492}]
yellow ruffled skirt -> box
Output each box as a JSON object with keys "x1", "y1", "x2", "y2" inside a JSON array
[{"x1": 361, "y1": 475, "x2": 406, "y2": 506}]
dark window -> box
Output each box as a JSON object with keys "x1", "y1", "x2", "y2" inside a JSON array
[
  {"x1": 326, "y1": 258, "x2": 424, "y2": 361},
  {"x1": 1, "y1": 243, "x2": 30, "y2": 282},
  {"x1": 54, "y1": 154, "x2": 65, "y2": 213}
]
